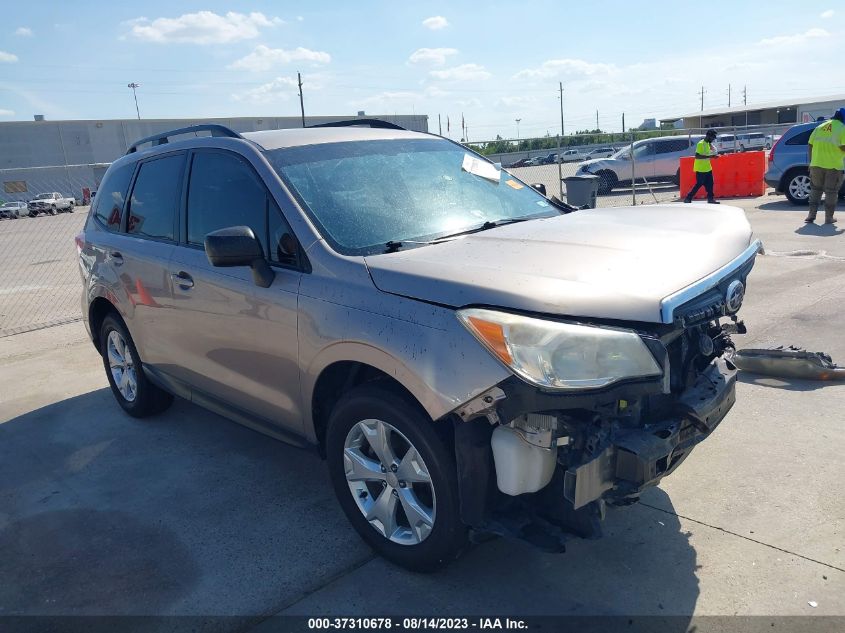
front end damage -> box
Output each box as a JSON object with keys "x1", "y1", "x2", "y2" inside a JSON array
[{"x1": 451, "y1": 317, "x2": 743, "y2": 552}]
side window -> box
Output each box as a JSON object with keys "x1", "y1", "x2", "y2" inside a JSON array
[
  {"x1": 655, "y1": 139, "x2": 688, "y2": 154},
  {"x1": 127, "y1": 154, "x2": 183, "y2": 240},
  {"x1": 93, "y1": 162, "x2": 134, "y2": 232},
  {"x1": 186, "y1": 152, "x2": 268, "y2": 254},
  {"x1": 786, "y1": 130, "x2": 813, "y2": 145},
  {"x1": 268, "y1": 199, "x2": 302, "y2": 268}
]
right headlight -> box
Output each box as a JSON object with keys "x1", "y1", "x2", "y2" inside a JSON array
[{"x1": 458, "y1": 308, "x2": 662, "y2": 391}]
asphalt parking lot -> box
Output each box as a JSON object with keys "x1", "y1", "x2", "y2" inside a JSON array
[{"x1": 0, "y1": 195, "x2": 843, "y2": 626}]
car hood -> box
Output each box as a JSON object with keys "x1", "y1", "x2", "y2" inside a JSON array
[
  {"x1": 578, "y1": 157, "x2": 623, "y2": 171},
  {"x1": 364, "y1": 204, "x2": 754, "y2": 323}
]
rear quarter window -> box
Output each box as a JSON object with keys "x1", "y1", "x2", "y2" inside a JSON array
[
  {"x1": 93, "y1": 162, "x2": 135, "y2": 232},
  {"x1": 127, "y1": 153, "x2": 184, "y2": 241},
  {"x1": 785, "y1": 130, "x2": 813, "y2": 145}
]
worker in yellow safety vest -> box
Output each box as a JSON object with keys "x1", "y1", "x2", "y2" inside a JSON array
[
  {"x1": 683, "y1": 129, "x2": 720, "y2": 204},
  {"x1": 805, "y1": 108, "x2": 845, "y2": 224}
]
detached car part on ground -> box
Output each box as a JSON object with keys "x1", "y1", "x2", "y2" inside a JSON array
[{"x1": 77, "y1": 123, "x2": 760, "y2": 571}]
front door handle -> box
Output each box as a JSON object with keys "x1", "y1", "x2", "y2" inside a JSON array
[{"x1": 171, "y1": 271, "x2": 194, "y2": 289}]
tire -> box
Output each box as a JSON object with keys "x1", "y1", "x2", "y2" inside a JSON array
[
  {"x1": 784, "y1": 169, "x2": 811, "y2": 205},
  {"x1": 672, "y1": 169, "x2": 681, "y2": 186},
  {"x1": 596, "y1": 170, "x2": 618, "y2": 195},
  {"x1": 67, "y1": 202, "x2": 75, "y2": 213},
  {"x1": 100, "y1": 314, "x2": 173, "y2": 418},
  {"x1": 326, "y1": 384, "x2": 467, "y2": 572},
  {"x1": 49, "y1": 205, "x2": 57, "y2": 216},
  {"x1": 29, "y1": 211, "x2": 37, "y2": 217}
]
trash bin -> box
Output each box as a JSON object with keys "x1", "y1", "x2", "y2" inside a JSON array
[{"x1": 563, "y1": 174, "x2": 600, "y2": 208}]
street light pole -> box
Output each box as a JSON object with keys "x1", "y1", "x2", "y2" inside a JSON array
[
  {"x1": 515, "y1": 118, "x2": 521, "y2": 151},
  {"x1": 127, "y1": 83, "x2": 141, "y2": 120}
]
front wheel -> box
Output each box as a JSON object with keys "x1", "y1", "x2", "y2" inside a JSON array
[
  {"x1": 784, "y1": 170, "x2": 811, "y2": 205},
  {"x1": 596, "y1": 170, "x2": 618, "y2": 195},
  {"x1": 67, "y1": 203, "x2": 75, "y2": 213},
  {"x1": 100, "y1": 314, "x2": 173, "y2": 417},
  {"x1": 326, "y1": 384, "x2": 467, "y2": 571},
  {"x1": 49, "y1": 205, "x2": 57, "y2": 215}
]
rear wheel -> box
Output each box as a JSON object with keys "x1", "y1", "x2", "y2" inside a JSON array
[
  {"x1": 100, "y1": 314, "x2": 173, "y2": 418},
  {"x1": 49, "y1": 205, "x2": 57, "y2": 216},
  {"x1": 596, "y1": 170, "x2": 617, "y2": 195},
  {"x1": 326, "y1": 384, "x2": 467, "y2": 571},
  {"x1": 784, "y1": 170, "x2": 811, "y2": 205},
  {"x1": 672, "y1": 169, "x2": 681, "y2": 186},
  {"x1": 67, "y1": 202, "x2": 75, "y2": 213}
]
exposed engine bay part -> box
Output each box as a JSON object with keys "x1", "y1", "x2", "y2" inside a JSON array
[
  {"x1": 732, "y1": 346, "x2": 845, "y2": 381},
  {"x1": 491, "y1": 426, "x2": 557, "y2": 496},
  {"x1": 455, "y1": 386, "x2": 506, "y2": 424}
]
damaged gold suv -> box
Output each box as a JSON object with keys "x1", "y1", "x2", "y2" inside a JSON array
[{"x1": 78, "y1": 121, "x2": 760, "y2": 570}]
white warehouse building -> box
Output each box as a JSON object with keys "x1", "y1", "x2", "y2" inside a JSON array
[{"x1": 0, "y1": 114, "x2": 428, "y2": 203}]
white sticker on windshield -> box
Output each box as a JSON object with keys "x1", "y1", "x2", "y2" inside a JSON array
[{"x1": 461, "y1": 154, "x2": 501, "y2": 184}]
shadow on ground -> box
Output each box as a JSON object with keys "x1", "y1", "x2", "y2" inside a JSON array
[
  {"x1": 795, "y1": 223, "x2": 844, "y2": 237},
  {"x1": 0, "y1": 390, "x2": 700, "y2": 626}
]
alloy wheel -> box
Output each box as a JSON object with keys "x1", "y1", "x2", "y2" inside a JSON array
[
  {"x1": 343, "y1": 418, "x2": 436, "y2": 545},
  {"x1": 789, "y1": 174, "x2": 811, "y2": 201},
  {"x1": 107, "y1": 330, "x2": 138, "y2": 402}
]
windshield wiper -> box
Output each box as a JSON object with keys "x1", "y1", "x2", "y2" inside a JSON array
[{"x1": 432, "y1": 216, "x2": 538, "y2": 241}]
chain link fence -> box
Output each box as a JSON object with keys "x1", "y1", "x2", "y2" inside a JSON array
[
  {"x1": 0, "y1": 121, "x2": 795, "y2": 338},
  {"x1": 467, "y1": 122, "x2": 794, "y2": 209}
]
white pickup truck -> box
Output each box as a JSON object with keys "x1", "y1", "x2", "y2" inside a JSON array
[{"x1": 27, "y1": 192, "x2": 75, "y2": 216}]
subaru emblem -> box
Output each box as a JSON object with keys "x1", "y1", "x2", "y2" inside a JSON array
[{"x1": 726, "y1": 280, "x2": 745, "y2": 313}]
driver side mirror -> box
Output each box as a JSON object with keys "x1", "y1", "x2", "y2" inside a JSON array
[
  {"x1": 530, "y1": 183, "x2": 547, "y2": 196},
  {"x1": 205, "y1": 225, "x2": 275, "y2": 288}
]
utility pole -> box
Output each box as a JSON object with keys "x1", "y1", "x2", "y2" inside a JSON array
[
  {"x1": 559, "y1": 82, "x2": 565, "y2": 137},
  {"x1": 742, "y1": 85, "x2": 747, "y2": 105},
  {"x1": 297, "y1": 72, "x2": 305, "y2": 127},
  {"x1": 699, "y1": 86, "x2": 706, "y2": 111},
  {"x1": 127, "y1": 82, "x2": 141, "y2": 120},
  {"x1": 438, "y1": 114, "x2": 442, "y2": 136},
  {"x1": 622, "y1": 113, "x2": 626, "y2": 134},
  {"x1": 596, "y1": 110, "x2": 599, "y2": 131},
  {"x1": 515, "y1": 118, "x2": 521, "y2": 150},
  {"x1": 727, "y1": 83, "x2": 731, "y2": 107}
]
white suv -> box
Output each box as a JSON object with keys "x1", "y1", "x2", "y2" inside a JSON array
[{"x1": 576, "y1": 135, "x2": 701, "y2": 194}]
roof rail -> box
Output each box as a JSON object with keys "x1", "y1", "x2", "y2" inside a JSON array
[
  {"x1": 307, "y1": 118, "x2": 406, "y2": 131},
  {"x1": 126, "y1": 124, "x2": 243, "y2": 154}
]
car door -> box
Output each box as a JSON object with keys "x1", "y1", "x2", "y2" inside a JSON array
[
  {"x1": 648, "y1": 139, "x2": 687, "y2": 179},
  {"x1": 167, "y1": 148, "x2": 305, "y2": 433},
  {"x1": 112, "y1": 152, "x2": 186, "y2": 368}
]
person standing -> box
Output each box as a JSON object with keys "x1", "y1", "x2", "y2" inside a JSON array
[
  {"x1": 684, "y1": 129, "x2": 720, "y2": 204},
  {"x1": 805, "y1": 108, "x2": 845, "y2": 224}
]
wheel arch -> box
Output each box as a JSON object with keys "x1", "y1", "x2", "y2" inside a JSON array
[{"x1": 88, "y1": 296, "x2": 123, "y2": 352}]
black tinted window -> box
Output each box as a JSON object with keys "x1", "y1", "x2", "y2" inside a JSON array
[
  {"x1": 268, "y1": 200, "x2": 300, "y2": 267},
  {"x1": 94, "y1": 162, "x2": 134, "y2": 231},
  {"x1": 786, "y1": 129, "x2": 813, "y2": 145},
  {"x1": 187, "y1": 152, "x2": 267, "y2": 253},
  {"x1": 127, "y1": 154, "x2": 183, "y2": 240},
  {"x1": 655, "y1": 139, "x2": 689, "y2": 154}
]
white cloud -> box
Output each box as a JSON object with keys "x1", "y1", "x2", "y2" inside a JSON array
[
  {"x1": 228, "y1": 45, "x2": 331, "y2": 72},
  {"x1": 0, "y1": 108, "x2": 14, "y2": 117},
  {"x1": 758, "y1": 28, "x2": 830, "y2": 47},
  {"x1": 0, "y1": 51, "x2": 18, "y2": 63},
  {"x1": 297, "y1": 16, "x2": 304, "y2": 22},
  {"x1": 820, "y1": 9, "x2": 835, "y2": 18},
  {"x1": 127, "y1": 11, "x2": 283, "y2": 44},
  {"x1": 430, "y1": 63, "x2": 491, "y2": 82},
  {"x1": 514, "y1": 58, "x2": 617, "y2": 80},
  {"x1": 233, "y1": 76, "x2": 298, "y2": 104},
  {"x1": 422, "y1": 16, "x2": 449, "y2": 30},
  {"x1": 14, "y1": 27, "x2": 32, "y2": 36},
  {"x1": 408, "y1": 47, "x2": 458, "y2": 65}
]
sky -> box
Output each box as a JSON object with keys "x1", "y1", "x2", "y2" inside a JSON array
[{"x1": 1, "y1": 1, "x2": 843, "y2": 141}]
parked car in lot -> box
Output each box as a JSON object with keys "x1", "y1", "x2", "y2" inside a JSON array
[
  {"x1": 577, "y1": 135, "x2": 702, "y2": 194},
  {"x1": 28, "y1": 192, "x2": 75, "y2": 216},
  {"x1": 736, "y1": 132, "x2": 768, "y2": 152},
  {"x1": 0, "y1": 201, "x2": 28, "y2": 219},
  {"x1": 78, "y1": 122, "x2": 760, "y2": 570},
  {"x1": 559, "y1": 148, "x2": 588, "y2": 163},
  {"x1": 585, "y1": 147, "x2": 616, "y2": 159},
  {"x1": 525, "y1": 156, "x2": 545, "y2": 166},
  {"x1": 765, "y1": 121, "x2": 845, "y2": 205},
  {"x1": 507, "y1": 158, "x2": 530, "y2": 168},
  {"x1": 716, "y1": 134, "x2": 737, "y2": 154}
]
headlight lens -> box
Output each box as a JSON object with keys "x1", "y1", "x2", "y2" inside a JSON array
[{"x1": 458, "y1": 308, "x2": 662, "y2": 390}]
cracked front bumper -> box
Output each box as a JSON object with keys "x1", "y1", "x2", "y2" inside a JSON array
[{"x1": 564, "y1": 357, "x2": 737, "y2": 509}]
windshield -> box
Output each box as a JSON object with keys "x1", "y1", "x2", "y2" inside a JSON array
[
  {"x1": 264, "y1": 138, "x2": 557, "y2": 255},
  {"x1": 35, "y1": 194, "x2": 52, "y2": 199}
]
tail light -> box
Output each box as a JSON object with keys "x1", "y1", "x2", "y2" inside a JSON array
[
  {"x1": 75, "y1": 232, "x2": 85, "y2": 255},
  {"x1": 768, "y1": 134, "x2": 784, "y2": 164}
]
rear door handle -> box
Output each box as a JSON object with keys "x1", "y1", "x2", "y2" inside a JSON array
[
  {"x1": 171, "y1": 271, "x2": 194, "y2": 289},
  {"x1": 108, "y1": 251, "x2": 123, "y2": 265}
]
